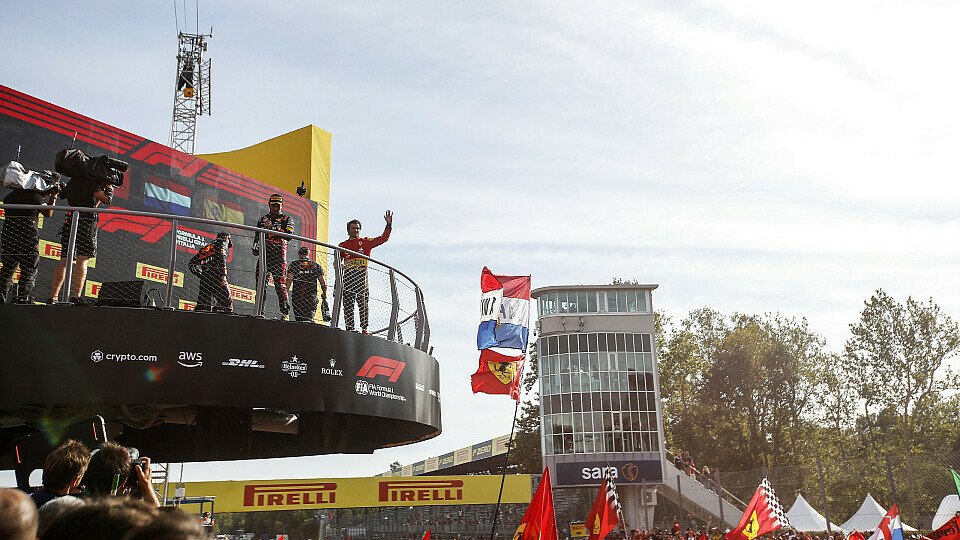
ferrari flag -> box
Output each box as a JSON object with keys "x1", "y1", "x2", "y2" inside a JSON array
[
  {"x1": 929, "y1": 515, "x2": 960, "y2": 540},
  {"x1": 585, "y1": 467, "x2": 624, "y2": 540},
  {"x1": 478, "y1": 267, "x2": 531, "y2": 351},
  {"x1": 471, "y1": 349, "x2": 524, "y2": 400},
  {"x1": 725, "y1": 478, "x2": 790, "y2": 540},
  {"x1": 514, "y1": 468, "x2": 558, "y2": 540}
]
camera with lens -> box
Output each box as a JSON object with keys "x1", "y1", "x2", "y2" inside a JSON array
[{"x1": 55, "y1": 148, "x2": 129, "y2": 187}]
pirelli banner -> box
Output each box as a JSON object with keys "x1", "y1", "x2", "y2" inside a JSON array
[{"x1": 160, "y1": 475, "x2": 532, "y2": 513}]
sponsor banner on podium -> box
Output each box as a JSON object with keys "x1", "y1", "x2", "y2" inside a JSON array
[{"x1": 158, "y1": 475, "x2": 531, "y2": 513}]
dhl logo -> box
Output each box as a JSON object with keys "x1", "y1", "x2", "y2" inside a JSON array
[
  {"x1": 378, "y1": 480, "x2": 464, "y2": 503},
  {"x1": 242, "y1": 482, "x2": 337, "y2": 507},
  {"x1": 229, "y1": 284, "x2": 255, "y2": 304},
  {"x1": 136, "y1": 262, "x2": 183, "y2": 287},
  {"x1": 40, "y1": 240, "x2": 96, "y2": 267},
  {"x1": 85, "y1": 281, "x2": 101, "y2": 299},
  {"x1": 179, "y1": 299, "x2": 197, "y2": 311}
]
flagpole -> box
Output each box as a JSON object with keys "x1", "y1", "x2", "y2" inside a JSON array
[{"x1": 490, "y1": 396, "x2": 521, "y2": 540}]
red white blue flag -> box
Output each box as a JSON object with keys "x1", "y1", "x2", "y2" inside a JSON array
[
  {"x1": 477, "y1": 267, "x2": 531, "y2": 352},
  {"x1": 867, "y1": 504, "x2": 905, "y2": 540}
]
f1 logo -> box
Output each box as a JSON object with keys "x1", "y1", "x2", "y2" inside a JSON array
[{"x1": 356, "y1": 356, "x2": 406, "y2": 383}]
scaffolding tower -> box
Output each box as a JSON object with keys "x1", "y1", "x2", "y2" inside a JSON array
[{"x1": 170, "y1": 31, "x2": 212, "y2": 154}]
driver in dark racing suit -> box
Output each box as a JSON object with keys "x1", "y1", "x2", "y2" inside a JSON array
[
  {"x1": 188, "y1": 232, "x2": 233, "y2": 313},
  {"x1": 253, "y1": 194, "x2": 293, "y2": 318},
  {"x1": 287, "y1": 246, "x2": 330, "y2": 323}
]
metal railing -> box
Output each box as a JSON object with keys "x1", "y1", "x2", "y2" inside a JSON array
[
  {"x1": 665, "y1": 448, "x2": 747, "y2": 510},
  {"x1": 0, "y1": 203, "x2": 430, "y2": 352}
]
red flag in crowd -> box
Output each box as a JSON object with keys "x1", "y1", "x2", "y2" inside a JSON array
[
  {"x1": 585, "y1": 467, "x2": 622, "y2": 540},
  {"x1": 421, "y1": 530, "x2": 432, "y2": 540},
  {"x1": 514, "y1": 468, "x2": 558, "y2": 540},
  {"x1": 471, "y1": 348, "x2": 525, "y2": 400},
  {"x1": 928, "y1": 516, "x2": 960, "y2": 540},
  {"x1": 725, "y1": 478, "x2": 791, "y2": 540},
  {"x1": 848, "y1": 530, "x2": 866, "y2": 540}
]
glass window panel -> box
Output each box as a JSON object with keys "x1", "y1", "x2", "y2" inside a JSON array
[
  {"x1": 573, "y1": 412, "x2": 584, "y2": 433},
  {"x1": 548, "y1": 336, "x2": 558, "y2": 355},
  {"x1": 578, "y1": 334, "x2": 588, "y2": 353},
  {"x1": 627, "y1": 290, "x2": 639, "y2": 312},
  {"x1": 607, "y1": 291, "x2": 617, "y2": 312},
  {"x1": 551, "y1": 435, "x2": 561, "y2": 454},
  {"x1": 608, "y1": 334, "x2": 618, "y2": 352},
  {"x1": 558, "y1": 412, "x2": 572, "y2": 433},
  {"x1": 550, "y1": 395, "x2": 561, "y2": 413},
  {"x1": 558, "y1": 292, "x2": 569, "y2": 313},
  {"x1": 598, "y1": 353, "x2": 609, "y2": 371},
  {"x1": 613, "y1": 432, "x2": 623, "y2": 452},
  {"x1": 600, "y1": 393, "x2": 612, "y2": 412},
  {"x1": 547, "y1": 292, "x2": 557, "y2": 314},
  {"x1": 620, "y1": 393, "x2": 632, "y2": 411},
  {"x1": 616, "y1": 333, "x2": 626, "y2": 352},
  {"x1": 587, "y1": 292, "x2": 597, "y2": 313},
  {"x1": 571, "y1": 373, "x2": 582, "y2": 393},
  {"x1": 570, "y1": 335, "x2": 580, "y2": 354},
  {"x1": 625, "y1": 333, "x2": 635, "y2": 352},
  {"x1": 637, "y1": 291, "x2": 648, "y2": 312},
  {"x1": 560, "y1": 395, "x2": 570, "y2": 413},
  {"x1": 626, "y1": 352, "x2": 638, "y2": 371},
  {"x1": 588, "y1": 333, "x2": 598, "y2": 352},
  {"x1": 541, "y1": 376, "x2": 550, "y2": 396},
  {"x1": 590, "y1": 373, "x2": 601, "y2": 392},
  {"x1": 552, "y1": 356, "x2": 562, "y2": 376},
  {"x1": 572, "y1": 393, "x2": 583, "y2": 412},
  {"x1": 641, "y1": 334, "x2": 651, "y2": 352},
  {"x1": 644, "y1": 373, "x2": 655, "y2": 390},
  {"x1": 573, "y1": 433, "x2": 584, "y2": 453},
  {"x1": 559, "y1": 353, "x2": 570, "y2": 372},
  {"x1": 634, "y1": 432, "x2": 646, "y2": 452},
  {"x1": 544, "y1": 435, "x2": 554, "y2": 455},
  {"x1": 563, "y1": 434, "x2": 573, "y2": 454},
  {"x1": 604, "y1": 433, "x2": 615, "y2": 453},
  {"x1": 617, "y1": 291, "x2": 628, "y2": 312},
  {"x1": 588, "y1": 352, "x2": 599, "y2": 373},
  {"x1": 544, "y1": 415, "x2": 553, "y2": 436},
  {"x1": 577, "y1": 292, "x2": 588, "y2": 313},
  {"x1": 629, "y1": 412, "x2": 641, "y2": 431},
  {"x1": 592, "y1": 392, "x2": 602, "y2": 410},
  {"x1": 611, "y1": 412, "x2": 622, "y2": 431},
  {"x1": 622, "y1": 433, "x2": 634, "y2": 452},
  {"x1": 539, "y1": 338, "x2": 548, "y2": 357},
  {"x1": 609, "y1": 374, "x2": 620, "y2": 391},
  {"x1": 593, "y1": 412, "x2": 606, "y2": 431},
  {"x1": 649, "y1": 432, "x2": 659, "y2": 452},
  {"x1": 583, "y1": 432, "x2": 595, "y2": 454},
  {"x1": 598, "y1": 292, "x2": 606, "y2": 312},
  {"x1": 581, "y1": 411, "x2": 593, "y2": 432},
  {"x1": 597, "y1": 333, "x2": 608, "y2": 352},
  {"x1": 559, "y1": 374, "x2": 570, "y2": 394},
  {"x1": 628, "y1": 373, "x2": 641, "y2": 392}
]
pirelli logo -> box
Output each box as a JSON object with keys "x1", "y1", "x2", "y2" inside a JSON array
[
  {"x1": 179, "y1": 299, "x2": 197, "y2": 311},
  {"x1": 229, "y1": 284, "x2": 256, "y2": 304},
  {"x1": 136, "y1": 262, "x2": 183, "y2": 287},
  {"x1": 40, "y1": 240, "x2": 96, "y2": 267},
  {"x1": 242, "y1": 482, "x2": 337, "y2": 507},
  {"x1": 85, "y1": 280, "x2": 102, "y2": 299},
  {"x1": 378, "y1": 480, "x2": 464, "y2": 503}
]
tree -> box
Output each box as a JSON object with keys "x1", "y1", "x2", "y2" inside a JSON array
[
  {"x1": 842, "y1": 289, "x2": 960, "y2": 522},
  {"x1": 509, "y1": 342, "x2": 542, "y2": 473}
]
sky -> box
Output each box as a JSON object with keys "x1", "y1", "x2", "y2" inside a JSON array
[{"x1": 3, "y1": 0, "x2": 960, "y2": 484}]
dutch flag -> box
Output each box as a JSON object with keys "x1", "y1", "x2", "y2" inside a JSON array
[{"x1": 477, "y1": 267, "x2": 531, "y2": 352}]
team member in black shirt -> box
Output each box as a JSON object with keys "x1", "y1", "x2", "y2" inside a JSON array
[
  {"x1": 49, "y1": 176, "x2": 112, "y2": 302},
  {"x1": 188, "y1": 232, "x2": 234, "y2": 313},
  {"x1": 253, "y1": 194, "x2": 293, "y2": 318},
  {"x1": 0, "y1": 183, "x2": 60, "y2": 303},
  {"x1": 287, "y1": 246, "x2": 329, "y2": 322}
]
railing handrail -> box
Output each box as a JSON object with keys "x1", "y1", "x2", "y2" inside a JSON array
[
  {"x1": 1, "y1": 203, "x2": 423, "y2": 289},
  {"x1": 1, "y1": 202, "x2": 430, "y2": 351},
  {"x1": 664, "y1": 447, "x2": 748, "y2": 508}
]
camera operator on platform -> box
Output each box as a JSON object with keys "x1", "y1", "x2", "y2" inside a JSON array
[
  {"x1": 49, "y1": 175, "x2": 114, "y2": 303},
  {"x1": 0, "y1": 179, "x2": 60, "y2": 304}
]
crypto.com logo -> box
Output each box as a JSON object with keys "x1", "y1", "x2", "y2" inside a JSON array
[{"x1": 356, "y1": 356, "x2": 406, "y2": 383}]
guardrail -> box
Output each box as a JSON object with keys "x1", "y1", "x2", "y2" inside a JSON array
[
  {"x1": 665, "y1": 448, "x2": 747, "y2": 510},
  {"x1": 0, "y1": 204, "x2": 430, "y2": 352}
]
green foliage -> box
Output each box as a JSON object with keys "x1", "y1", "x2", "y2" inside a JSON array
[{"x1": 657, "y1": 291, "x2": 960, "y2": 526}]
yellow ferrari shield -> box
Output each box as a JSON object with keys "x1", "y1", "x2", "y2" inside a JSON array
[
  {"x1": 513, "y1": 522, "x2": 526, "y2": 540},
  {"x1": 743, "y1": 510, "x2": 761, "y2": 540},
  {"x1": 488, "y1": 361, "x2": 517, "y2": 385}
]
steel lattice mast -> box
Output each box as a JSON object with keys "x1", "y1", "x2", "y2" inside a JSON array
[{"x1": 170, "y1": 30, "x2": 212, "y2": 154}]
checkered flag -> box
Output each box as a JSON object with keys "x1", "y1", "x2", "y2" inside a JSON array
[
  {"x1": 760, "y1": 478, "x2": 791, "y2": 529},
  {"x1": 726, "y1": 478, "x2": 790, "y2": 540},
  {"x1": 605, "y1": 467, "x2": 626, "y2": 529}
]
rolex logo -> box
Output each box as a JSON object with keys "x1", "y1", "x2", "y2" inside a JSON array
[{"x1": 329, "y1": 358, "x2": 336, "y2": 367}]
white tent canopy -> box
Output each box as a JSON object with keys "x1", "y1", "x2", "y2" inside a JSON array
[
  {"x1": 840, "y1": 494, "x2": 917, "y2": 533},
  {"x1": 931, "y1": 494, "x2": 960, "y2": 530},
  {"x1": 786, "y1": 493, "x2": 846, "y2": 533}
]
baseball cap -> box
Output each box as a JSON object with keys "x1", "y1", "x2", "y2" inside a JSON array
[{"x1": 268, "y1": 194, "x2": 283, "y2": 204}]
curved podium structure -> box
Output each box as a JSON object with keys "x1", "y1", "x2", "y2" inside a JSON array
[{"x1": 0, "y1": 305, "x2": 441, "y2": 465}]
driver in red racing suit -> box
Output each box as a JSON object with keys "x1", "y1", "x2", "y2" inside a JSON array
[{"x1": 253, "y1": 194, "x2": 293, "y2": 318}]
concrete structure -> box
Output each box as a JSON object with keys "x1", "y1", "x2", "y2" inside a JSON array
[{"x1": 533, "y1": 284, "x2": 739, "y2": 529}]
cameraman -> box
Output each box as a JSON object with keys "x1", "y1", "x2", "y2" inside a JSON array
[
  {"x1": 82, "y1": 442, "x2": 159, "y2": 507},
  {"x1": 49, "y1": 176, "x2": 112, "y2": 303},
  {"x1": 0, "y1": 181, "x2": 60, "y2": 304}
]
